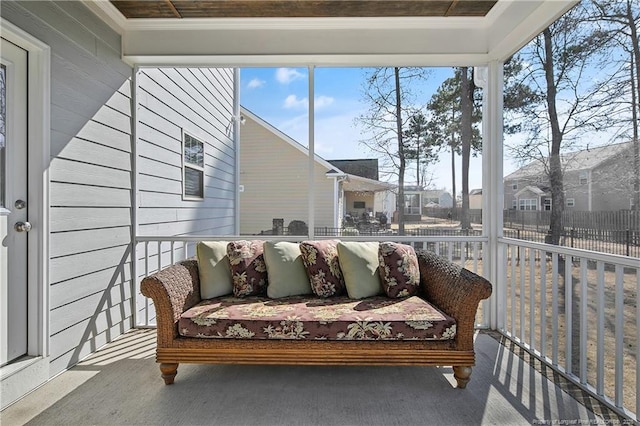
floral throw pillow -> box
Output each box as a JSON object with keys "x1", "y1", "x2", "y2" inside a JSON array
[
  {"x1": 227, "y1": 240, "x2": 268, "y2": 297},
  {"x1": 378, "y1": 242, "x2": 420, "y2": 298},
  {"x1": 299, "y1": 240, "x2": 345, "y2": 297}
]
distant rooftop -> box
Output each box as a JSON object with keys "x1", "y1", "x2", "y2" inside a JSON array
[
  {"x1": 505, "y1": 141, "x2": 633, "y2": 180},
  {"x1": 328, "y1": 159, "x2": 379, "y2": 181}
]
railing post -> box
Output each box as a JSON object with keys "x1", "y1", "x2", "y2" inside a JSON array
[{"x1": 626, "y1": 228, "x2": 630, "y2": 257}]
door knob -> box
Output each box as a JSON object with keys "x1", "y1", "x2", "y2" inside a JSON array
[{"x1": 14, "y1": 221, "x2": 32, "y2": 232}]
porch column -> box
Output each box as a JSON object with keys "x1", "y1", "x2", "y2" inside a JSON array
[
  {"x1": 477, "y1": 61, "x2": 504, "y2": 330},
  {"x1": 308, "y1": 66, "x2": 315, "y2": 239}
]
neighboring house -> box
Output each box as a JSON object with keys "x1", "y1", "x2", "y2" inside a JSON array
[
  {"x1": 469, "y1": 189, "x2": 483, "y2": 209},
  {"x1": 423, "y1": 189, "x2": 454, "y2": 208},
  {"x1": 239, "y1": 108, "x2": 393, "y2": 234},
  {"x1": 1, "y1": 3, "x2": 237, "y2": 408},
  {"x1": 504, "y1": 141, "x2": 636, "y2": 211},
  {"x1": 239, "y1": 107, "x2": 336, "y2": 233},
  {"x1": 328, "y1": 159, "x2": 396, "y2": 221},
  {"x1": 403, "y1": 185, "x2": 424, "y2": 219}
]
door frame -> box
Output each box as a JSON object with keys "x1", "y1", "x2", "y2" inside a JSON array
[{"x1": 0, "y1": 18, "x2": 50, "y2": 409}]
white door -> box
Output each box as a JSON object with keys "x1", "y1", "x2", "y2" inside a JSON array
[{"x1": 1, "y1": 37, "x2": 29, "y2": 366}]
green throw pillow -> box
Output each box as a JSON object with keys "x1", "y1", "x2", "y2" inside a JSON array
[
  {"x1": 337, "y1": 241, "x2": 383, "y2": 299},
  {"x1": 197, "y1": 241, "x2": 233, "y2": 299},
  {"x1": 263, "y1": 241, "x2": 312, "y2": 298}
]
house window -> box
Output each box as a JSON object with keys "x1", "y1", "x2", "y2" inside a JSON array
[
  {"x1": 512, "y1": 199, "x2": 517, "y2": 209},
  {"x1": 544, "y1": 199, "x2": 552, "y2": 211},
  {"x1": 512, "y1": 183, "x2": 518, "y2": 190},
  {"x1": 404, "y1": 193, "x2": 421, "y2": 215},
  {"x1": 183, "y1": 133, "x2": 205, "y2": 199},
  {"x1": 519, "y1": 199, "x2": 537, "y2": 210},
  {"x1": 353, "y1": 201, "x2": 365, "y2": 209},
  {"x1": 566, "y1": 198, "x2": 575, "y2": 207},
  {"x1": 579, "y1": 171, "x2": 588, "y2": 185}
]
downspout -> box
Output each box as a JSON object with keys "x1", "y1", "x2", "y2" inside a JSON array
[
  {"x1": 333, "y1": 177, "x2": 340, "y2": 228},
  {"x1": 233, "y1": 68, "x2": 241, "y2": 235},
  {"x1": 588, "y1": 169, "x2": 592, "y2": 211}
]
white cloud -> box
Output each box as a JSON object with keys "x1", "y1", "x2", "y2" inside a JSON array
[
  {"x1": 315, "y1": 95, "x2": 334, "y2": 109},
  {"x1": 283, "y1": 94, "x2": 308, "y2": 109},
  {"x1": 282, "y1": 94, "x2": 336, "y2": 110},
  {"x1": 247, "y1": 78, "x2": 265, "y2": 89},
  {"x1": 276, "y1": 68, "x2": 305, "y2": 84}
]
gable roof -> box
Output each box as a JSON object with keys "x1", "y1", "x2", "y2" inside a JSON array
[
  {"x1": 515, "y1": 185, "x2": 548, "y2": 197},
  {"x1": 241, "y1": 107, "x2": 395, "y2": 193},
  {"x1": 505, "y1": 141, "x2": 633, "y2": 180}
]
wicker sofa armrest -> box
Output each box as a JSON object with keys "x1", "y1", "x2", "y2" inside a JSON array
[
  {"x1": 416, "y1": 250, "x2": 492, "y2": 351},
  {"x1": 140, "y1": 259, "x2": 201, "y2": 346}
]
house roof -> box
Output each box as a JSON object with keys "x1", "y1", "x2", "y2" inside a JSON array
[
  {"x1": 515, "y1": 185, "x2": 548, "y2": 197},
  {"x1": 343, "y1": 175, "x2": 395, "y2": 192},
  {"x1": 423, "y1": 189, "x2": 451, "y2": 197},
  {"x1": 504, "y1": 141, "x2": 634, "y2": 180},
  {"x1": 85, "y1": 1, "x2": 578, "y2": 67},
  {"x1": 328, "y1": 159, "x2": 379, "y2": 181},
  {"x1": 470, "y1": 189, "x2": 483, "y2": 195}
]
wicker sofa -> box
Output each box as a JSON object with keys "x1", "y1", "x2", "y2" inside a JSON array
[{"x1": 140, "y1": 246, "x2": 492, "y2": 389}]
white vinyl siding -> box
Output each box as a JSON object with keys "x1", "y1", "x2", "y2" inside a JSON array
[
  {"x1": 136, "y1": 67, "x2": 235, "y2": 236},
  {"x1": 240, "y1": 114, "x2": 335, "y2": 234}
]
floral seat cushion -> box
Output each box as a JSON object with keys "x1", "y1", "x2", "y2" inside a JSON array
[{"x1": 178, "y1": 295, "x2": 456, "y2": 341}]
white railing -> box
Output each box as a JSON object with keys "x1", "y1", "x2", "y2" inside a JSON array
[
  {"x1": 498, "y1": 237, "x2": 639, "y2": 421},
  {"x1": 133, "y1": 235, "x2": 489, "y2": 329}
]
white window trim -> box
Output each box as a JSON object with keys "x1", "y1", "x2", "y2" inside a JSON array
[
  {"x1": 579, "y1": 171, "x2": 588, "y2": 185},
  {"x1": 182, "y1": 131, "x2": 205, "y2": 201},
  {"x1": 566, "y1": 198, "x2": 575, "y2": 207},
  {"x1": 519, "y1": 198, "x2": 537, "y2": 210}
]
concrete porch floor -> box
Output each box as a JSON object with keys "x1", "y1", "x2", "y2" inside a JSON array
[{"x1": 0, "y1": 330, "x2": 628, "y2": 425}]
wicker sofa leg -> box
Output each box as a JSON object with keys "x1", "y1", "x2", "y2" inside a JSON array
[
  {"x1": 160, "y1": 363, "x2": 179, "y2": 385},
  {"x1": 453, "y1": 366, "x2": 472, "y2": 389}
]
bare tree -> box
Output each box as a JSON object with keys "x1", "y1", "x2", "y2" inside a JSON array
[
  {"x1": 591, "y1": 0, "x2": 640, "y2": 210},
  {"x1": 403, "y1": 112, "x2": 439, "y2": 188},
  {"x1": 506, "y1": 3, "x2": 614, "y2": 244},
  {"x1": 427, "y1": 68, "x2": 482, "y2": 227},
  {"x1": 356, "y1": 67, "x2": 429, "y2": 234}
]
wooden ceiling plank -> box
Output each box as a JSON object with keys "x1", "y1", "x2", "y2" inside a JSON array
[
  {"x1": 165, "y1": 0, "x2": 183, "y2": 18},
  {"x1": 111, "y1": 0, "x2": 177, "y2": 18},
  {"x1": 110, "y1": 0, "x2": 497, "y2": 19},
  {"x1": 164, "y1": 1, "x2": 452, "y2": 18},
  {"x1": 446, "y1": 0, "x2": 497, "y2": 17},
  {"x1": 444, "y1": 0, "x2": 457, "y2": 17}
]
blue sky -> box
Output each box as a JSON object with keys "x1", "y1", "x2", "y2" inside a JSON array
[{"x1": 239, "y1": 67, "x2": 492, "y2": 193}]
